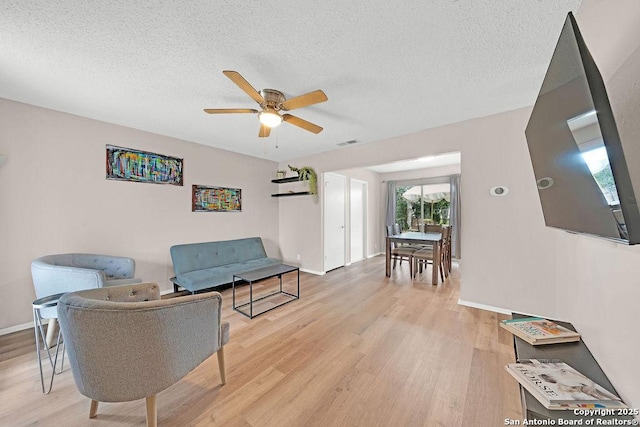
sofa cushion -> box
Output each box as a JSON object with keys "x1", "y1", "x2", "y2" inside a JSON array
[{"x1": 175, "y1": 257, "x2": 280, "y2": 292}]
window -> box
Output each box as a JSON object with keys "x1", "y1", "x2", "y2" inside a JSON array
[{"x1": 395, "y1": 184, "x2": 450, "y2": 231}]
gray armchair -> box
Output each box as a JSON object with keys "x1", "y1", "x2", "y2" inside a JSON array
[
  {"x1": 57, "y1": 282, "x2": 229, "y2": 427},
  {"x1": 31, "y1": 253, "x2": 141, "y2": 346}
]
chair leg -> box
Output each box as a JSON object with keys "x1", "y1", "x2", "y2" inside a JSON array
[
  {"x1": 89, "y1": 400, "x2": 99, "y2": 418},
  {"x1": 217, "y1": 347, "x2": 226, "y2": 385},
  {"x1": 146, "y1": 395, "x2": 157, "y2": 427},
  {"x1": 442, "y1": 252, "x2": 449, "y2": 278}
]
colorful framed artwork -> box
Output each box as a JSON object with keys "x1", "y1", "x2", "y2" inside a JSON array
[
  {"x1": 192, "y1": 185, "x2": 242, "y2": 212},
  {"x1": 106, "y1": 145, "x2": 183, "y2": 186}
]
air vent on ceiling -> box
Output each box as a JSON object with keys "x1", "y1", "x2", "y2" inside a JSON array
[{"x1": 337, "y1": 139, "x2": 359, "y2": 147}]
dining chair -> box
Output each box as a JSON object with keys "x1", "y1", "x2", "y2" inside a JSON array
[
  {"x1": 387, "y1": 225, "x2": 416, "y2": 276},
  {"x1": 393, "y1": 223, "x2": 423, "y2": 250},
  {"x1": 424, "y1": 224, "x2": 443, "y2": 233},
  {"x1": 442, "y1": 225, "x2": 453, "y2": 273},
  {"x1": 412, "y1": 225, "x2": 449, "y2": 282}
]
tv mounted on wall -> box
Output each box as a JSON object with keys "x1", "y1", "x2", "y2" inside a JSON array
[{"x1": 525, "y1": 12, "x2": 640, "y2": 245}]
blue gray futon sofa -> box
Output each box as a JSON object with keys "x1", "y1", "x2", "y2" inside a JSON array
[{"x1": 169, "y1": 237, "x2": 281, "y2": 293}]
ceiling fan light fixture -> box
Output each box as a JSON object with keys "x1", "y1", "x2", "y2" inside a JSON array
[{"x1": 259, "y1": 108, "x2": 282, "y2": 128}]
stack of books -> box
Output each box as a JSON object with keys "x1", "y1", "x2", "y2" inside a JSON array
[
  {"x1": 500, "y1": 316, "x2": 581, "y2": 345},
  {"x1": 505, "y1": 359, "x2": 627, "y2": 410}
]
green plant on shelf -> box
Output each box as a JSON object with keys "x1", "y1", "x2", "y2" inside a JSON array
[{"x1": 288, "y1": 165, "x2": 317, "y2": 195}]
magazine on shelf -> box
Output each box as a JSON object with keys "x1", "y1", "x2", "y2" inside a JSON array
[
  {"x1": 505, "y1": 359, "x2": 627, "y2": 410},
  {"x1": 500, "y1": 316, "x2": 581, "y2": 345}
]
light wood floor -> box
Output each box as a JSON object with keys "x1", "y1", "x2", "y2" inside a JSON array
[{"x1": 0, "y1": 256, "x2": 521, "y2": 426}]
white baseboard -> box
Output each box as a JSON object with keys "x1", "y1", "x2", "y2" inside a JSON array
[
  {"x1": 300, "y1": 268, "x2": 325, "y2": 276},
  {"x1": 0, "y1": 321, "x2": 36, "y2": 336},
  {"x1": 367, "y1": 252, "x2": 383, "y2": 258},
  {"x1": 457, "y1": 299, "x2": 512, "y2": 315}
]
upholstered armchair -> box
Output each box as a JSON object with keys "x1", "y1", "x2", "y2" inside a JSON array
[
  {"x1": 31, "y1": 253, "x2": 141, "y2": 346},
  {"x1": 57, "y1": 282, "x2": 229, "y2": 427}
]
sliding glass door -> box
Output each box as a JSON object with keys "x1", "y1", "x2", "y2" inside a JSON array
[
  {"x1": 395, "y1": 183, "x2": 451, "y2": 231},
  {"x1": 386, "y1": 174, "x2": 460, "y2": 259}
]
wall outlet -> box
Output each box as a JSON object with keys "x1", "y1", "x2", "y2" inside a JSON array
[{"x1": 296, "y1": 254, "x2": 301, "y2": 260}]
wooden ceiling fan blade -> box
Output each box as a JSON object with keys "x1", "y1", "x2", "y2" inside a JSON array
[
  {"x1": 258, "y1": 123, "x2": 271, "y2": 138},
  {"x1": 282, "y1": 114, "x2": 323, "y2": 134},
  {"x1": 281, "y1": 90, "x2": 328, "y2": 111},
  {"x1": 203, "y1": 108, "x2": 258, "y2": 114},
  {"x1": 222, "y1": 70, "x2": 265, "y2": 105}
]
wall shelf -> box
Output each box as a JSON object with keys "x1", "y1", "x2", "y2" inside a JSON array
[
  {"x1": 271, "y1": 176, "x2": 302, "y2": 184},
  {"x1": 271, "y1": 191, "x2": 310, "y2": 197},
  {"x1": 271, "y1": 175, "x2": 310, "y2": 197}
]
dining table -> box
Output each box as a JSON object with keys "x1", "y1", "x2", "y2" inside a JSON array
[{"x1": 386, "y1": 231, "x2": 443, "y2": 285}]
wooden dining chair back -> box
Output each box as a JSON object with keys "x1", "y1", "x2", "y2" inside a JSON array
[
  {"x1": 440, "y1": 226, "x2": 451, "y2": 277},
  {"x1": 392, "y1": 223, "x2": 401, "y2": 235},
  {"x1": 424, "y1": 224, "x2": 443, "y2": 233},
  {"x1": 442, "y1": 225, "x2": 452, "y2": 273},
  {"x1": 386, "y1": 225, "x2": 394, "y2": 240}
]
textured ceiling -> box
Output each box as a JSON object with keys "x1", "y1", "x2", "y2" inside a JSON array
[{"x1": 0, "y1": 0, "x2": 582, "y2": 162}]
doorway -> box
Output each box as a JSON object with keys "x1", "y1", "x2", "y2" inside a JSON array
[
  {"x1": 323, "y1": 172, "x2": 346, "y2": 272},
  {"x1": 350, "y1": 179, "x2": 367, "y2": 263}
]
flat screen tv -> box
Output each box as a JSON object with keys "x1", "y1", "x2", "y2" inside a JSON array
[{"x1": 525, "y1": 12, "x2": 640, "y2": 244}]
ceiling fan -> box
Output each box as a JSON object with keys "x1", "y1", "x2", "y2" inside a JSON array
[{"x1": 204, "y1": 70, "x2": 328, "y2": 138}]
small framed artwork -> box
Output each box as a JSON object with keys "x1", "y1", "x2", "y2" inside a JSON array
[
  {"x1": 192, "y1": 185, "x2": 242, "y2": 212},
  {"x1": 106, "y1": 145, "x2": 183, "y2": 186}
]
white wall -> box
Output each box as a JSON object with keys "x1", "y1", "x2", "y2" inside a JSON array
[
  {"x1": 0, "y1": 99, "x2": 279, "y2": 331},
  {"x1": 276, "y1": 177, "x2": 323, "y2": 273},
  {"x1": 381, "y1": 164, "x2": 460, "y2": 183}
]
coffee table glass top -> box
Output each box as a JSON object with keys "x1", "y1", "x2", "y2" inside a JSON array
[{"x1": 233, "y1": 264, "x2": 298, "y2": 281}]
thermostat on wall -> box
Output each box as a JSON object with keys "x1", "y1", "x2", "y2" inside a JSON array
[{"x1": 489, "y1": 186, "x2": 509, "y2": 196}]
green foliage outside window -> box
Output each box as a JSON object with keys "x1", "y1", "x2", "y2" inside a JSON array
[{"x1": 395, "y1": 186, "x2": 450, "y2": 231}]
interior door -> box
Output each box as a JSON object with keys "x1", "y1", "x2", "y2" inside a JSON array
[
  {"x1": 350, "y1": 179, "x2": 367, "y2": 263},
  {"x1": 324, "y1": 173, "x2": 346, "y2": 272}
]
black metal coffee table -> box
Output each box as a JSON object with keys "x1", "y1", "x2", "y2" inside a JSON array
[{"x1": 232, "y1": 264, "x2": 300, "y2": 318}]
